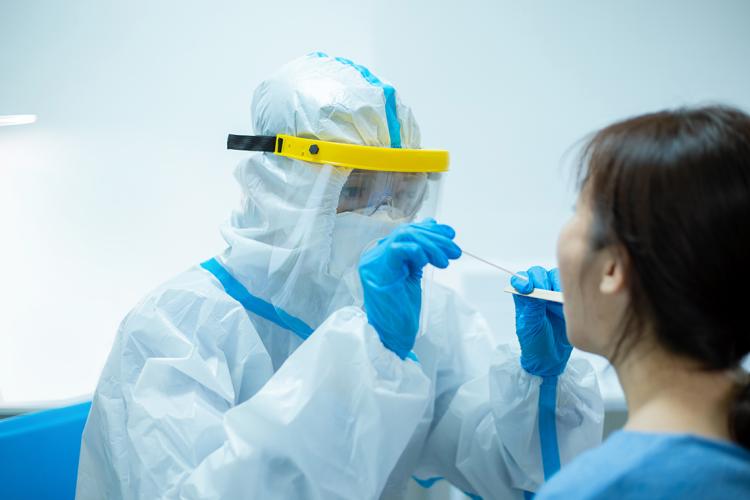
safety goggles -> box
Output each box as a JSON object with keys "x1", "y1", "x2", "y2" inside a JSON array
[
  {"x1": 227, "y1": 134, "x2": 449, "y2": 173},
  {"x1": 337, "y1": 170, "x2": 433, "y2": 218}
]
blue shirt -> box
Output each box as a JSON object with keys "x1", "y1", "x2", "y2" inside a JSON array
[{"x1": 536, "y1": 430, "x2": 750, "y2": 499}]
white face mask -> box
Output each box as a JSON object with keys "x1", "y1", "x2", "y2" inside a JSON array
[{"x1": 328, "y1": 209, "x2": 407, "y2": 279}]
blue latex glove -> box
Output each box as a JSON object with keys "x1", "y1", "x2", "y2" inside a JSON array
[
  {"x1": 359, "y1": 218, "x2": 462, "y2": 359},
  {"x1": 511, "y1": 266, "x2": 572, "y2": 377}
]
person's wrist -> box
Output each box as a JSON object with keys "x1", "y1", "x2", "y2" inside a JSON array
[
  {"x1": 520, "y1": 362, "x2": 564, "y2": 377},
  {"x1": 520, "y1": 354, "x2": 568, "y2": 377},
  {"x1": 373, "y1": 324, "x2": 410, "y2": 360},
  {"x1": 519, "y1": 354, "x2": 535, "y2": 375}
]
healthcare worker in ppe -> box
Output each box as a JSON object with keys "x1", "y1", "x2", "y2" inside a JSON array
[{"x1": 76, "y1": 53, "x2": 603, "y2": 500}]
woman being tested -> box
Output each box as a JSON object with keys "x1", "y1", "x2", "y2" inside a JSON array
[
  {"x1": 361, "y1": 105, "x2": 750, "y2": 498},
  {"x1": 534, "y1": 105, "x2": 750, "y2": 497}
]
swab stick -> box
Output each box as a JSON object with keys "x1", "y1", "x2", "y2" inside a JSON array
[{"x1": 461, "y1": 251, "x2": 564, "y2": 304}]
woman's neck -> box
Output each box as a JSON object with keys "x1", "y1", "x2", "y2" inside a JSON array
[{"x1": 614, "y1": 341, "x2": 736, "y2": 441}]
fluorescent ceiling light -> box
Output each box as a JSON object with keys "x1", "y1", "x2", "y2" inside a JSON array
[{"x1": 0, "y1": 114, "x2": 37, "y2": 127}]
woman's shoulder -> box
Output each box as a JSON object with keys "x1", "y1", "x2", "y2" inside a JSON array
[{"x1": 536, "y1": 430, "x2": 750, "y2": 499}]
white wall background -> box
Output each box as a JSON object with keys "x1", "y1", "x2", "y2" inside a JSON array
[{"x1": 2, "y1": 0, "x2": 749, "y2": 407}]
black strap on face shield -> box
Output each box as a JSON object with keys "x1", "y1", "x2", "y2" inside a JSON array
[{"x1": 227, "y1": 134, "x2": 279, "y2": 153}]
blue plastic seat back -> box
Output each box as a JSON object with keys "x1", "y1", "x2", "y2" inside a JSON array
[{"x1": 0, "y1": 402, "x2": 92, "y2": 500}]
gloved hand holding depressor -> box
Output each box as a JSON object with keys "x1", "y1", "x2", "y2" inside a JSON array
[
  {"x1": 359, "y1": 218, "x2": 462, "y2": 359},
  {"x1": 511, "y1": 266, "x2": 572, "y2": 377}
]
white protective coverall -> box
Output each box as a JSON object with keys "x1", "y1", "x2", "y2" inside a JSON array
[{"x1": 76, "y1": 53, "x2": 603, "y2": 500}]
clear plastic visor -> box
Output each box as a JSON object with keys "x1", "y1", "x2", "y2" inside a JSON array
[{"x1": 336, "y1": 170, "x2": 443, "y2": 222}]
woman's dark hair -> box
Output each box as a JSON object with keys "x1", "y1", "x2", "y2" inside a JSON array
[{"x1": 578, "y1": 105, "x2": 750, "y2": 448}]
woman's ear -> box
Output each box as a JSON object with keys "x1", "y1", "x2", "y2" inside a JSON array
[{"x1": 599, "y1": 246, "x2": 628, "y2": 296}]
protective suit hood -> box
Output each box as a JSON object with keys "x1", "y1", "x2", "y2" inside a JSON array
[{"x1": 219, "y1": 54, "x2": 424, "y2": 329}]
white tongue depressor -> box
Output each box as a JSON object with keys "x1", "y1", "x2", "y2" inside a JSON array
[
  {"x1": 461, "y1": 250, "x2": 564, "y2": 304},
  {"x1": 503, "y1": 285, "x2": 564, "y2": 304}
]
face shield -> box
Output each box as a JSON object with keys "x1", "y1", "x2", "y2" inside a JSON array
[
  {"x1": 225, "y1": 132, "x2": 447, "y2": 329},
  {"x1": 220, "y1": 53, "x2": 445, "y2": 333}
]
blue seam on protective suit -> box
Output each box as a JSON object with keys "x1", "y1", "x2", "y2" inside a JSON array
[
  {"x1": 539, "y1": 376, "x2": 562, "y2": 480},
  {"x1": 524, "y1": 490, "x2": 535, "y2": 500},
  {"x1": 405, "y1": 351, "x2": 419, "y2": 363},
  {"x1": 412, "y1": 475, "x2": 442, "y2": 488},
  {"x1": 310, "y1": 52, "x2": 402, "y2": 148},
  {"x1": 200, "y1": 258, "x2": 314, "y2": 340}
]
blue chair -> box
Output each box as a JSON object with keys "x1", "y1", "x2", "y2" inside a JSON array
[{"x1": 0, "y1": 401, "x2": 91, "y2": 500}]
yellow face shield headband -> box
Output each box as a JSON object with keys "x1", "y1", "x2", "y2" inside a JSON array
[{"x1": 227, "y1": 134, "x2": 449, "y2": 173}]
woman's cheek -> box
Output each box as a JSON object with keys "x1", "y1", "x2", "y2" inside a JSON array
[
  {"x1": 557, "y1": 217, "x2": 589, "y2": 349},
  {"x1": 556, "y1": 220, "x2": 577, "y2": 289}
]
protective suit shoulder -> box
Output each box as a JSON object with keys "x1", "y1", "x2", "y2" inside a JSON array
[
  {"x1": 116, "y1": 265, "x2": 273, "y2": 402},
  {"x1": 126, "y1": 264, "x2": 244, "y2": 324},
  {"x1": 77, "y1": 266, "x2": 275, "y2": 499}
]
